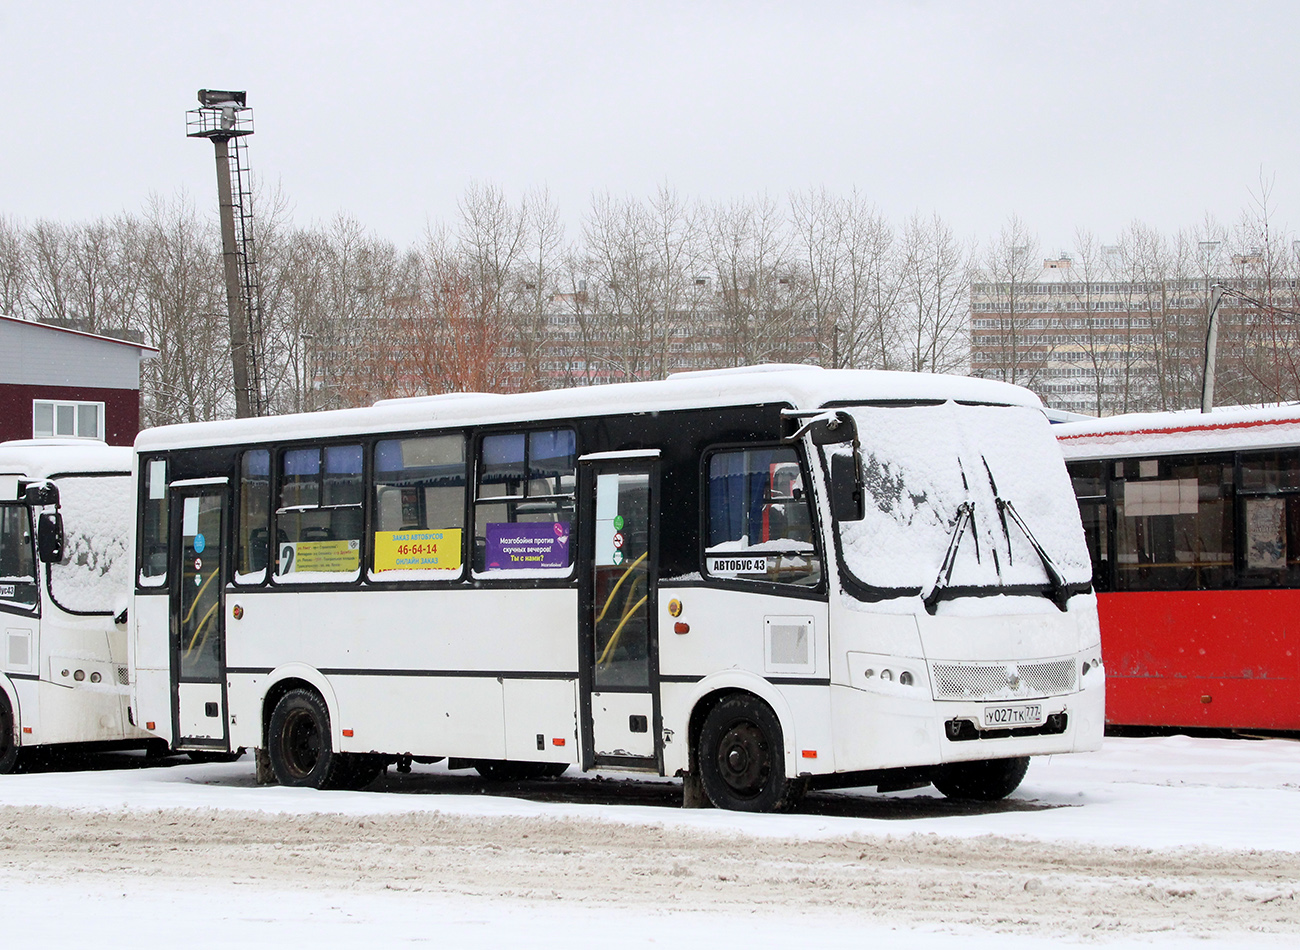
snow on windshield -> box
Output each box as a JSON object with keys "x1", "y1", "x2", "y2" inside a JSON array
[
  {"x1": 834, "y1": 403, "x2": 1090, "y2": 596},
  {"x1": 48, "y1": 475, "x2": 133, "y2": 613}
]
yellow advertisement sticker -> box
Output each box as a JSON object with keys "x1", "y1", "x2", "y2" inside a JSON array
[{"x1": 373, "y1": 529, "x2": 463, "y2": 572}]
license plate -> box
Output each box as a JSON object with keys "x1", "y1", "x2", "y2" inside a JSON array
[{"x1": 983, "y1": 703, "x2": 1043, "y2": 728}]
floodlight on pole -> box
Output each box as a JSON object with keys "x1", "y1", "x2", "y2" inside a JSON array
[{"x1": 187, "y1": 88, "x2": 264, "y2": 418}]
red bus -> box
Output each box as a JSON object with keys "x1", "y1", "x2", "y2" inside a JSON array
[{"x1": 1057, "y1": 406, "x2": 1300, "y2": 735}]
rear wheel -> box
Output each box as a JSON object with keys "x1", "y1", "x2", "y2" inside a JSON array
[
  {"x1": 698, "y1": 695, "x2": 804, "y2": 813},
  {"x1": 267, "y1": 689, "x2": 346, "y2": 789},
  {"x1": 932, "y1": 756, "x2": 1030, "y2": 801},
  {"x1": 0, "y1": 695, "x2": 20, "y2": 775}
]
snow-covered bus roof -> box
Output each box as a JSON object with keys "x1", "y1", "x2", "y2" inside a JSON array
[
  {"x1": 0, "y1": 439, "x2": 133, "y2": 479},
  {"x1": 1056, "y1": 403, "x2": 1300, "y2": 460},
  {"x1": 136, "y1": 366, "x2": 1045, "y2": 452}
]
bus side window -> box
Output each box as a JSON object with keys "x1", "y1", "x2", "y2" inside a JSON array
[
  {"x1": 0, "y1": 504, "x2": 38, "y2": 610},
  {"x1": 473, "y1": 429, "x2": 576, "y2": 573},
  {"x1": 371, "y1": 435, "x2": 466, "y2": 578},
  {"x1": 1239, "y1": 451, "x2": 1300, "y2": 588},
  {"x1": 274, "y1": 445, "x2": 363, "y2": 582},
  {"x1": 704, "y1": 447, "x2": 821, "y2": 587},
  {"x1": 139, "y1": 456, "x2": 168, "y2": 587},
  {"x1": 236, "y1": 449, "x2": 270, "y2": 584}
]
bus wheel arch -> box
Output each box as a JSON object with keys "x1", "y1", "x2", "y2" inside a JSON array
[
  {"x1": 688, "y1": 687, "x2": 805, "y2": 813},
  {"x1": 260, "y1": 666, "x2": 341, "y2": 753},
  {"x1": 267, "y1": 687, "x2": 337, "y2": 788}
]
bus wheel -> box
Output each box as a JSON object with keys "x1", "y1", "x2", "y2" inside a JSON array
[
  {"x1": 932, "y1": 756, "x2": 1029, "y2": 801},
  {"x1": 698, "y1": 695, "x2": 803, "y2": 813},
  {"x1": 268, "y1": 689, "x2": 341, "y2": 789},
  {"x1": 0, "y1": 695, "x2": 19, "y2": 775}
]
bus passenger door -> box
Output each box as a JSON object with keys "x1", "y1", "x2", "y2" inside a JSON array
[
  {"x1": 169, "y1": 483, "x2": 230, "y2": 749},
  {"x1": 579, "y1": 455, "x2": 661, "y2": 772}
]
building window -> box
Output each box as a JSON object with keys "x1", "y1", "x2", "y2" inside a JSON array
[{"x1": 33, "y1": 400, "x2": 105, "y2": 440}]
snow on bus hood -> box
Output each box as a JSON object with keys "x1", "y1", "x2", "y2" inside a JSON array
[{"x1": 833, "y1": 402, "x2": 1091, "y2": 596}]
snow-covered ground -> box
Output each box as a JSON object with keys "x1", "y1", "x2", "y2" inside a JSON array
[{"x1": 1, "y1": 735, "x2": 1297, "y2": 947}]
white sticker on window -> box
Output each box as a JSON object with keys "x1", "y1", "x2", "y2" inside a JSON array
[
  {"x1": 182, "y1": 496, "x2": 200, "y2": 536},
  {"x1": 149, "y1": 459, "x2": 167, "y2": 500},
  {"x1": 707, "y1": 556, "x2": 769, "y2": 576}
]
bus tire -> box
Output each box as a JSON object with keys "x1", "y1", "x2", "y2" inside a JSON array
[
  {"x1": 932, "y1": 756, "x2": 1030, "y2": 801},
  {"x1": 267, "y1": 689, "x2": 347, "y2": 789},
  {"x1": 698, "y1": 695, "x2": 804, "y2": 813},
  {"x1": 0, "y1": 694, "x2": 19, "y2": 775}
]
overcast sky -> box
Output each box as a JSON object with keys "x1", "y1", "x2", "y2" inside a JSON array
[{"x1": 3, "y1": 1, "x2": 1298, "y2": 257}]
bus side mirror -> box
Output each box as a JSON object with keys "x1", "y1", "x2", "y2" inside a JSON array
[
  {"x1": 23, "y1": 482, "x2": 59, "y2": 507},
  {"x1": 37, "y1": 512, "x2": 65, "y2": 563},
  {"x1": 829, "y1": 451, "x2": 864, "y2": 523}
]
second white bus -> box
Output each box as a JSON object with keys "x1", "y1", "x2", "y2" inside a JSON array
[
  {"x1": 129, "y1": 366, "x2": 1104, "y2": 810},
  {"x1": 0, "y1": 439, "x2": 153, "y2": 771}
]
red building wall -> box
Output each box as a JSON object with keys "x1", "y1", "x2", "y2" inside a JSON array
[{"x1": 0, "y1": 383, "x2": 141, "y2": 445}]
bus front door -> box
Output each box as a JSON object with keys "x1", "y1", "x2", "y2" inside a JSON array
[
  {"x1": 581, "y1": 456, "x2": 660, "y2": 772},
  {"x1": 169, "y1": 484, "x2": 230, "y2": 749}
]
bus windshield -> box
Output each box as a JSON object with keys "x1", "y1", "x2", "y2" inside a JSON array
[{"x1": 830, "y1": 402, "x2": 1091, "y2": 602}]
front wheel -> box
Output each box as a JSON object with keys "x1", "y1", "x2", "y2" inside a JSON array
[
  {"x1": 697, "y1": 695, "x2": 804, "y2": 812},
  {"x1": 267, "y1": 689, "x2": 345, "y2": 789},
  {"x1": 932, "y1": 756, "x2": 1030, "y2": 801}
]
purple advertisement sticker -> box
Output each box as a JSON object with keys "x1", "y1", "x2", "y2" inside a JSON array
[{"x1": 486, "y1": 521, "x2": 571, "y2": 569}]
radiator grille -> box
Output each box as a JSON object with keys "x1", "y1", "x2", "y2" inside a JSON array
[
  {"x1": 931, "y1": 659, "x2": 1076, "y2": 701},
  {"x1": 116, "y1": 665, "x2": 130, "y2": 686}
]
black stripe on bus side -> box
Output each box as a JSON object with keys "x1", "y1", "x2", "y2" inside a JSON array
[
  {"x1": 6, "y1": 672, "x2": 39, "y2": 681},
  {"x1": 225, "y1": 667, "x2": 579, "y2": 681},
  {"x1": 658, "y1": 673, "x2": 831, "y2": 687}
]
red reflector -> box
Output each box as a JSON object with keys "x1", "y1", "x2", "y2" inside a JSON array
[
  {"x1": 802, "y1": 750, "x2": 817, "y2": 759},
  {"x1": 22, "y1": 727, "x2": 32, "y2": 734},
  {"x1": 145, "y1": 722, "x2": 156, "y2": 730},
  {"x1": 342, "y1": 729, "x2": 354, "y2": 737},
  {"x1": 674, "y1": 622, "x2": 690, "y2": 634},
  {"x1": 552, "y1": 737, "x2": 566, "y2": 746}
]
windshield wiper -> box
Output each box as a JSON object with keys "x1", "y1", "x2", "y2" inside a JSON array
[
  {"x1": 997, "y1": 498, "x2": 1071, "y2": 610},
  {"x1": 923, "y1": 500, "x2": 978, "y2": 615},
  {"x1": 981, "y1": 455, "x2": 1071, "y2": 611}
]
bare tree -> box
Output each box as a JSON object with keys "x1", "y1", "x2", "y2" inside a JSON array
[
  {"x1": 976, "y1": 215, "x2": 1044, "y2": 385},
  {"x1": 456, "y1": 182, "x2": 529, "y2": 392},
  {"x1": 0, "y1": 216, "x2": 27, "y2": 318},
  {"x1": 701, "y1": 195, "x2": 806, "y2": 367},
  {"x1": 506, "y1": 188, "x2": 564, "y2": 389},
  {"x1": 132, "y1": 194, "x2": 230, "y2": 425},
  {"x1": 24, "y1": 220, "x2": 74, "y2": 325},
  {"x1": 899, "y1": 212, "x2": 972, "y2": 374}
]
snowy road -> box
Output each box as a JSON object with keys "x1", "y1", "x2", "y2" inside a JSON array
[{"x1": 0, "y1": 736, "x2": 1297, "y2": 948}]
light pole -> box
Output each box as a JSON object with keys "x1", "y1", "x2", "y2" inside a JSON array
[
  {"x1": 1198, "y1": 242, "x2": 1221, "y2": 413},
  {"x1": 187, "y1": 89, "x2": 262, "y2": 418}
]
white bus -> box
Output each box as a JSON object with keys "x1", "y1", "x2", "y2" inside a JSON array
[
  {"x1": 0, "y1": 440, "x2": 153, "y2": 771},
  {"x1": 129, "y1": 366, "x2": 1104, "y2": 810}
]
